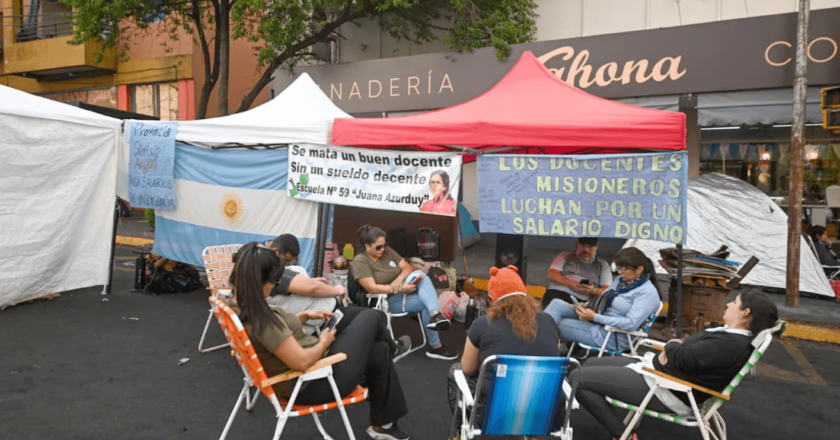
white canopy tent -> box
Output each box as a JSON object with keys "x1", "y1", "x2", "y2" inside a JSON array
[
  {"x1": 0, "y1": 85, "x2": 121, "y2": 308},
  {"x1": 625, "y1": 173, "x2": 833, "y2": 297},
  {"x1": 120, "y1": 74, "x2": 350, "y2": 273}
]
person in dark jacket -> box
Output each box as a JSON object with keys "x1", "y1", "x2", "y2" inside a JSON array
[
  {"x1": 808, "y1": 225, "x2": 840, "y2": 268},
  {"x1": 558, "y1": 290, "x2": 779, "y2": 440}
]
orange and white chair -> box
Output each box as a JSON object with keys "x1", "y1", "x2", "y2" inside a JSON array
[
  {"x1": 210, "y1": 296, "x2": 368, "y2": 440},
  {"x1": 199, "y1": 244, "x2": 243, "y2": 353}
]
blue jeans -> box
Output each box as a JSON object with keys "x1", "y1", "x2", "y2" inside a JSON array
[
  {"x1": 388, "y1": 275, "x2": 441, "y2": 347},
  {"x1": 543, "y1": 299, "x2": 624, "y2": 351}
]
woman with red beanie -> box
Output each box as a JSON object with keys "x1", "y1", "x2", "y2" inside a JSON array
[{"x1": 446, "y1": 266, "x2": 561, "y2": 432}]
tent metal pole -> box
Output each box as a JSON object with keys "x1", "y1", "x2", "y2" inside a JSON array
[
  {"x1": 676, "y1": 244, "x2": 684, "y2": 336},
  {"x1": 103, "y1": 199, "x2": 120, "y2": 295},
  {"x1": 313, "y1": 203, "x2": 326, "y2": 278},
  {"x1": 318, "y1": 204, "x2": 332, "y2": 277}
]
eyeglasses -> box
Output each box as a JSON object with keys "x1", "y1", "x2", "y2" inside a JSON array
[
  {"x1": 375, "y1": 244, "x2": 385, "y2": 251},
  {"x1": 616, "y1": 266, "x2": 627, "y2": 272}
]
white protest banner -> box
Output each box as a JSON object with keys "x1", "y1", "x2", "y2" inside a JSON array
[{"x1": 288, "y1": 145, "x2": 461, "y2": 216}]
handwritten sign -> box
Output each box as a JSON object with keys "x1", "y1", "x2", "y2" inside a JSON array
[
  {"x1": 288, "y1": 144, "x2": 462, "y2": 216},
  {"x1": 128, "y1": 122, "x2": 179, "y2": 210},
  {"x1": 477, "y1": 152, "x2": 688, "y2": 244}
]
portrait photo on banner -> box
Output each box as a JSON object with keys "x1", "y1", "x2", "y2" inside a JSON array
[
  {"x1": 477, "y1": 152, "x2": 688, "y2": 244},
  {"x1": 287, "y1": 144, "x2": 462, "y2": 216}
]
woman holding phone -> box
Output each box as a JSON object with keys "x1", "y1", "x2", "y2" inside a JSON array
[
  {"x1": 351, "y1": 224, "x2": 457, "y2": 360},
  {"x1": 228, "y1": 242, "x2": 412, "y2": 440},
  {"x1": 543, "y1": 247, "x2": 661, "y2": 353}
]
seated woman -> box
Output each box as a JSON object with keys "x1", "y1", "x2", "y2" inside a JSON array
[
  {"x1": 560, "y1": 290, "x2": 779, "y2": 440},
  {"x1": 351, "y1": 224, "x2": 456, "y2": 360},
  {"x1": 447, "y1": 266, "x2": 561, "y2": 428},
  {"x1": 228, "y1": 242, "x2": 410, "y2": 440},
  {"x1": 543, "y1": 247, "x2": 661, "y2": 353},
  {"x1": 808, "y1": 225, "x2": 840, "y2": 267}
]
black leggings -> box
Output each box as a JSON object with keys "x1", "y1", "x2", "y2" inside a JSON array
[
  {"x1": 560, "y1": 357, "x2": 671, "y2": 437},
  {"x1": 295, "y1": 307, "x2": 408, "y2": 426}
]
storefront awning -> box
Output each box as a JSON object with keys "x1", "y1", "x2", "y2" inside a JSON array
[{"x1": 698, "y1": 87, "x2": 823, "y2": 126}]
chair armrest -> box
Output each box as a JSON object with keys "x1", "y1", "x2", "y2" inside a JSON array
[
  {"x1": 261, "y1": 353, "x2": 348, "y2": 388},
  {"x1": 638, "y1": 338, "x2": 666, "y2": 351},
  {"x1": 641, "y1": 367, "x2": 730, "y2": 401},
  {"x1": 604, "y1": 326, "x2": 648, "y2": 338},
  {"x1": 453, "y1": 369, "x2": 475, "y2": 407}
]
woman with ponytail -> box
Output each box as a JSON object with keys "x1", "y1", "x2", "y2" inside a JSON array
[
  {"x1": 543, "y1": 247, "x2": 661, "y2": 353},
  {"x1": 229, "y1": 242, "x2": 411, "y2": 440}
]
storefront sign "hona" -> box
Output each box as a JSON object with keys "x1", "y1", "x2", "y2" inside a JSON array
[{"x1": 537, "y1": 47, "x2": 686, "y2": 89}]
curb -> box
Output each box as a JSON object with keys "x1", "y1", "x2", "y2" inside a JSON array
[
  {"x1": 116, "y1": 235, "x2": 154, "y2": 247},
  {"x1": 783, "y1": 322, "x2": 840, "y2": 345}
]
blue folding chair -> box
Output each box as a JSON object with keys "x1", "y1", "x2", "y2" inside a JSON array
[{"x1": 452, "y1": 355, "x2": 578, "y2": 440}]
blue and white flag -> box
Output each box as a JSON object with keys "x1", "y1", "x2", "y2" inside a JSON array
[{"x1": 153, "y1": 144, "x2": 321, "y2": 274}]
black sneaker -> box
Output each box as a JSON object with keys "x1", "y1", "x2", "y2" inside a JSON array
[
  {"x1": 393, "y1": 336, "x2": 412, "y2": 363},
  {"x1": 426, "y1": 345, "x2": 458, "y2": 360},
  {"x1": 366, "y1": 422, "x2": 410, "y2": 440},
  {"x1": 427, "y1": 313, "x2": 451, "y2": 331}
]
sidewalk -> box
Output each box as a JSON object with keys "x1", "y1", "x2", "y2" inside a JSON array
[{"x1": 117, "y1": 223, "x2": 840, "y2": 343}]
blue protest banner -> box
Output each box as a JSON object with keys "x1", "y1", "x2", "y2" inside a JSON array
[
  {"x1": 477, "y1": 152, "x2": 688, "y2": 244},
  {"x1": 128, "y1": 122, "x2": 179, "y2": 210}
]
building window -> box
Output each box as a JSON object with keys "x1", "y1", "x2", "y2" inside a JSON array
[{"x1": 130, "y1": 82, "x2": 179, "y2": 120}]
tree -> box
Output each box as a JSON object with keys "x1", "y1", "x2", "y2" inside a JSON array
[{"x1": 62, "y1": 0, "x2": 538, "y2": 119}]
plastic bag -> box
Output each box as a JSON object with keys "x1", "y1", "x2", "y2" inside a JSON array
[{"x1": 438, "y1": 291, "x2": 459, "y2": 320}]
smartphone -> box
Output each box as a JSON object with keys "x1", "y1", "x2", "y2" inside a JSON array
[
  {"x1": 570, "y1": 296, "x2": 582, "y2": 307},
  {"x1": 324, "y1": 309, "x2": 344, "y2": 331},
  {"x1": 406, "y1": 271, "x2": 424, "y2": 285},
  {"x1": 580, "y1": 278, "x2": 591, "y2": 286}
]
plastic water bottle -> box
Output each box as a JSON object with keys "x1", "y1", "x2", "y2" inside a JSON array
[{"x1": 343, "y1": 243, "x2": 355, "y2": 260}]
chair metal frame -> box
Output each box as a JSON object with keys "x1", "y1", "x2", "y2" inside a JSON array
[
  {"x1": 606, "y1": 321, "x2": 786, "y2": 440},
  {"x1": 199, "y1": 244, "x2": 244, "y2": 353},
  {"x1": 210, "y1": 296, "x2": 367, "y2": 440},
  {"x1": 367, "y1": 293, "x2": 427, "y2": 359},
  {"x1": 453, "y1": 355, "x2": 580, "y2": 440},
  {"x1": 570, "y1": 302, "x2": 664, "y2": 358}
]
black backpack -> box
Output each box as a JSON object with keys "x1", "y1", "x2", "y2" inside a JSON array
[{"x1": 346, "y1": 267, "x2": 372, "y2": 307}]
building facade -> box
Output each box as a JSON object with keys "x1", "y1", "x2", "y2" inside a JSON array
[
  {"x1": 1, "y1": 0, "x2": 268, "y2": 120},
  {"x1": 271, "y1": 0, "x2": 840, "y2": 223}
]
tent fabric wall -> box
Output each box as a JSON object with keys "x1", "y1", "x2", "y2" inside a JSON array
[
  {"x1": 625, "y1": 173, "x2": 832, "y2": 297},
  {"x1": 0, "y1": 85, "x2": 119, "y2": 308}
]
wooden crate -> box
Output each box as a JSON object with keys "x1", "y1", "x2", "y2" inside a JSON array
[{"x1": 666, "y1": 281, "x2": 732, "y2": 335}]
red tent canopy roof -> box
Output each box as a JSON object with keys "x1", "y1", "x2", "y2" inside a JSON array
[{"x1": 331, "y1": 51, "x2": 685, "y2": 154}]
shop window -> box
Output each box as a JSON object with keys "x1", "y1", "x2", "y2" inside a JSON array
[
  {"x1": 700, "y1": 143, "x2": 840, "y2": 201},
  {"x1": 130, "y1": 83, "x2": 179, "y2": 120}
]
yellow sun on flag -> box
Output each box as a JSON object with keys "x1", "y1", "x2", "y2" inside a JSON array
[{"x1": 219, "y1": 193, "x2": 244, "y2": 224}]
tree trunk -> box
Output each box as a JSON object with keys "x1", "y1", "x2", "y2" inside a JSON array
[
  {"x1": 787, "y1": 0, "x2": 810, "y2": 308},
  {"x1": 218, "y1": 0, "x2": 231, "y2": 117}
]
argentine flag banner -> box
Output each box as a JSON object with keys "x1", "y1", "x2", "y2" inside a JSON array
[{"x1": 153, "y1": 143, "x2": 321, "y2": 273}]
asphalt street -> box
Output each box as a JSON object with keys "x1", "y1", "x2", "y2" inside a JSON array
[{"x1": 1, "y1": 245, "x2": 838, "y2": 440}]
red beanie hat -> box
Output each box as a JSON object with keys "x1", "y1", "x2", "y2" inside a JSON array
[{"x1": 487, "y1": 265, "x2": 527, "y2": 302}]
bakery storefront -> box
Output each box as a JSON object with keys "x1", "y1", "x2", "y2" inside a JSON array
[{"x1": 272, "y1": 8, "x2": 840, "y2": 225}]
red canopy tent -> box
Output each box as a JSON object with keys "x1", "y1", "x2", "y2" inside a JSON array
[{"x1": 331, "y1": 51, "x2": 685, "y2": 155}]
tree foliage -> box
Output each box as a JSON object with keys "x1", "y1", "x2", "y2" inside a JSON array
[{"x1": 61, "y1": 0, "x2": 538, "y2": 117}]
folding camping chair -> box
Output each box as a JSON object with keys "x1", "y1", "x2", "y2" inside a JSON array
[
  {"x1": 210, "y1": 296, "x2": 368, "y2": 440},
  {"x1": 367, "y1": 293, "x2": 427, "y2": 359},
  {"x1": 347, "y1": 266, "x2": 427, "y2": 360},
  {"x1": 199, "y1": 244, "x2": 243, "y2": 353},
  {"x1": 452, "y1": 355, "x2": 579, "y2": 440},
  {"x1": 801, "y1": 233, "x2": 840, "y2": 280},
  {"x1": 605, "y1": 320, "x2": 786, "y2": 440},
  {"x1": 569, "y1": 302, "x2": 664, "y2": 358}
]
